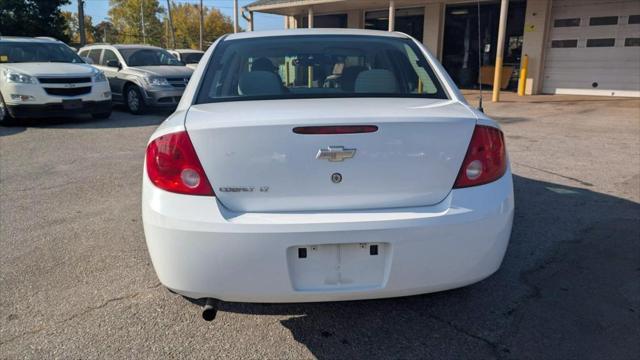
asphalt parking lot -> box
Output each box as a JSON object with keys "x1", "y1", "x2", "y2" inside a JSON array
[{"x1": 1, "y1": 95, "x2": 639, "y2": 359}]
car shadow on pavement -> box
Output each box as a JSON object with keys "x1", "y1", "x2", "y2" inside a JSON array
[
  {"x1": 0, "y1": 107, "x2": 169, "y2": 131},
  {"x1": 0, "y1": 126, "x2": 27, "y2": 136},
  {"x1": 188, "y1": 174, "x2": 640, "y2": 359}
]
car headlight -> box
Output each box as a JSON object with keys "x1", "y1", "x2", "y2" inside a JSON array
[
  {"x1": 92, "y1": 69, "x2": 107, "y2": 83},
  {"x1": 4, "y1": 70, "x2": 38, "y2": 84},
  {"x1": 144, "y1": 76, "x2": 170, "y2": 87}
]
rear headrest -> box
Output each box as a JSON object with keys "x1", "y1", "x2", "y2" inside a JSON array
[
  {"x1": 340, "y1": 65, "x2": 366, "y2": 92},
  {"x1": 354, "y1": 69, "x2": 398, "y2": 93},
  {"x1": 238, "y1": 71, "x2": 283, "y2": 96}
]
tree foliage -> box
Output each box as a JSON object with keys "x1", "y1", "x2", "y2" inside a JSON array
[
  {"x1": 108, "y1": 0, "x2": 164, "y2": 46},
  {"x1": 168, "y1": 3, "x2": 234, "y2": 49},
  {"x1": 94, "y1": 21, "x2": 116, "y2": 43},
  {"x1": 62, "y1": 11, "x2": 96, "y2": 44},
  {"x1": 0, "y1": 0, "x2": 71, "y2": 42}
]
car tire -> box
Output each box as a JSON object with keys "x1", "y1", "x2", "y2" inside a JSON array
[
  {"x1": 125, "y1": 85, "x2": 147, "y2": 115},
  {"x1": 91, "y1": 111, "x2": 112, "y2": 120},
  {"x1": 0, "y1": 92, "x2": 15, "y2": 126}
]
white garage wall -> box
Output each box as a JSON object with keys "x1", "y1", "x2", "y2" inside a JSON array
[{"x1": 543, "y1": 0, "x2": 640, "y2": 97}]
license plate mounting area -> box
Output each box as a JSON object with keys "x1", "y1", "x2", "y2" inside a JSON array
[{"x1": 287, "y1": 243, "x2": 390, "y2": 291}]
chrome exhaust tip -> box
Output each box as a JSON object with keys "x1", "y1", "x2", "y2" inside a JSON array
[{"x1": 202, "y1": 298, "x2": 218, "y2": 321}]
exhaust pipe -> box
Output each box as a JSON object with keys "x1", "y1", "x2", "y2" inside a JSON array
[{"x1": 202, "y1": 298, "x2": 218, "y2": 321}]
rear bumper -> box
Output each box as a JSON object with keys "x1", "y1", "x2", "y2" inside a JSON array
[
  {"x1": 6, "y1": 100, "x2": 112, "y2": 118},
  {"x1": 142, "y1": 169, "x2": 514, "y2": 303}
]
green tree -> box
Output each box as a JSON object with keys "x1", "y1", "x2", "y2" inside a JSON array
[
  {"x1": 62, "y1": 11, "x2": 96, "y2": 44},
  {"x1": 167, "y1": 2, "x2": 234, "y2": 49},
  {"x1": 108, "y1": 0, "x2": 164, "y2": 46},
  {"x1": 94, "y1": 21, "x2": 116, "y2": 43},
  {"x1": 0, "y1": 0, "x2": 71, "y2": 42}
]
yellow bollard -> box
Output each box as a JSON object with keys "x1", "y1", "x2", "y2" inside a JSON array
[
  {"x1": 518, "y1": 54, "x2": 529, "y2": 96},
  {"x1": 307, "y1": 65, "x2": 313, "y2": 88}
]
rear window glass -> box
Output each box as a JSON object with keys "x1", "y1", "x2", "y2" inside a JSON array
[
  {"x1": 182, "y1": 52, "x2": 203, "y2": 64},
  {"x1": 195, "y1": 35, "x2": 448, "y2": 104}
]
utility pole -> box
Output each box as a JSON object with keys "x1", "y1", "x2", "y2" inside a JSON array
[
  {"x1": 199, "y1": 0, "x2": 204, "y2": 50},
  {"x1": 166, "y1": 0, "x2": 176, "y2": 48},
  {"x1": 233, "y1": 0, "x2": 239, "y2": 33},
  {"x1": 141, "y1": 0, "x2": 146, "y2": 44},
  {"x1": 78, "y1": 0, "x2": 86, "y2": 46}
]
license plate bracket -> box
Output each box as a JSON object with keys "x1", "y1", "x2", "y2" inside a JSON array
[
  {"x1": 62, "y1": 99, "x2": 83, "y2": 110},
  {"x1": 287, "y1": 243, "x2": 389, "y2": 291}
]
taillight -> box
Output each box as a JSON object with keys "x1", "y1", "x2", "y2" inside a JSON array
[
  {"x1": 453, "y1": 125, "x2": 507, "y2": 188},
  {"x1": 146, "y1": 131, "x2": 214, "y2": 196}
]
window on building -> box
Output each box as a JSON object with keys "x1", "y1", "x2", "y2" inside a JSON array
[
  {"x1": 551, "y1": 39, "x2": 578, "y2": 48},
  {"x1": 624, "y1": 38, "x2": 640, "y2": 47},
  {"x1": 299, "y1": 14, "x2": 347, "y2": 28},
  {"x1": 365, "y1": 8, "x2": 425, "y2": 41},
  {"x1": 554, "y1": 18, "x2": 580, "y2": 27},
  {"x1": 589, "y1": 16, "x2": 618, "y2": 26},
  {"x1": 586, "y1": 38, "x2": 616, "y2": 47},
  {"x1": 628, "y1": 15, "x2": 640, "y2": 24}
]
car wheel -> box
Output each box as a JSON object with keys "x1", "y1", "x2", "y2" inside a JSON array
[
  {"x1": 91, "y1": 111, "x2": 112, "y2": 120},
  {"x1": 125, "y1": 85, "x2": 146, "y2": 115},
  {"x1": 0, "y1": 92, "x2": 15, "y2": 126}
]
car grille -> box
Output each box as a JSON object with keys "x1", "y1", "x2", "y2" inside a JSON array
[
  {"x1": 44, "y1": 87, "x2": 92, "y2": 96},
  {"x1": 38, "y1": 77, "x2": 91, "y2": 84},
  {"x1": 166, "y1": 77, "x2": 190, "y2": 88}
]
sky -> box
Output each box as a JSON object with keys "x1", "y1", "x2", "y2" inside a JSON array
[{"x1": 62, "y1": 0, "x2": 284, "y2": 31}]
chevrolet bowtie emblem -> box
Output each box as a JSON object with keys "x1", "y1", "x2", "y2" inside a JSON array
[{"x1": 316, "y1": 146, "x2": 356, "y2": 162}]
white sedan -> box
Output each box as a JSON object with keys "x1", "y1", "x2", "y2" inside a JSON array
[{"x1": 142, "y1": 29, "x2": 514, "y2": 320}]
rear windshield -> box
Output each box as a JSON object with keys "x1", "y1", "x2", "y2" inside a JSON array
[
  {"x1": 0, "y1": 42, "x2": 83, "y2": 63},
  {"x1": 195, "y1": 35, "x2": 448, "y2": 104}
]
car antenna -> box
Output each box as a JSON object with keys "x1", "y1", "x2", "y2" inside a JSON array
[{"x1": 476, "y1": 0, "x2": 484, "y2": 113}]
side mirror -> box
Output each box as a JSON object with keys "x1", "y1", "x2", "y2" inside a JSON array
[
  {"x1": 106, "y1": 59, "x2": 121, "y2": 69},
  {"x1": 82, "y1": 57, "x2": 94, "y2": 64}
]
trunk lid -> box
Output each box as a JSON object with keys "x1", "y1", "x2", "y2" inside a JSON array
[{"x1": 186, "y1": 98, "x2": 477, "y2": 212}]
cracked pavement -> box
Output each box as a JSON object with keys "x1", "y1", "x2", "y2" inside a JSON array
[{"x1": 1, "y1": 94, "x2": 639, "y2": 359}]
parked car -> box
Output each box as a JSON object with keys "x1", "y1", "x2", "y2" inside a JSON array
[
  {"x1": 167, "y1": 49, "x2": 205, "y2": 70},
  {"x1": 142, "y1": 29, "x2": 514, "y2": 320},
  {"x1": 78, "y1": 44, "x2": 193, "y2": 114},
  {"x1": 0, "y1": 37, "x2": 112, "y2": 124}
]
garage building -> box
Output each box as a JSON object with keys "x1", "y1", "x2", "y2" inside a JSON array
[{"x1": 244, "y1": 0, "x2": 640, "y2": 97}]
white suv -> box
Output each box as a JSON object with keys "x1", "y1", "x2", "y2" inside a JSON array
[{"x1": 0, "y1": 37, "x2": 112, "y2": 124}]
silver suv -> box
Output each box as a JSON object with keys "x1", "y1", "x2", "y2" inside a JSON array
[{"x1": 78, "y1": 44, "x2": 193, "y2": 114}]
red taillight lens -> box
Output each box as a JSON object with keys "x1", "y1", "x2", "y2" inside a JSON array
[
  {"x1": 453, "y1": 125, "x2": 507, "y2": 188},
  {"x1": 146, "y1": 131, "x2": 214, "y2": 196}
]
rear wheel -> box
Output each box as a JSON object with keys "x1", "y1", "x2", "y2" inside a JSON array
[
  {"x1": 0, "y1": 92, "x2": 15, "y2": 126},
  {"x1": 91, "y1": 111, "x2": 112, "y2": 120},
  {"x1": 125, "y1": 85, "x2": 146, "y2": 115}
]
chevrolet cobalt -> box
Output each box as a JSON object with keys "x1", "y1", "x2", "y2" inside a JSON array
[{"x1": 142, "y1": 29, "x2": 514, "y2": 320}]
